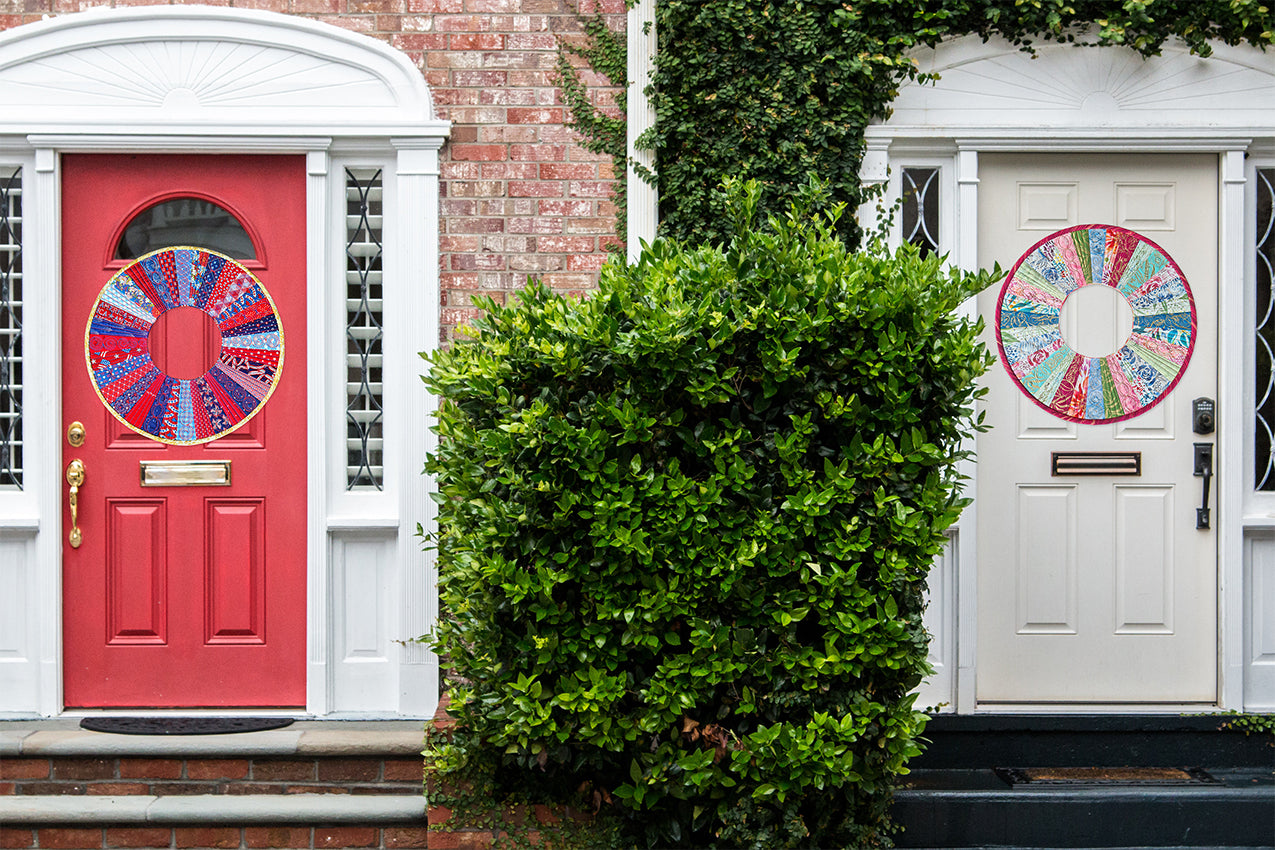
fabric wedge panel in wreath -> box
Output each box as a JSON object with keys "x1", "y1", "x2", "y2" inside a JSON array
[
  {"x1": 996, "y1": 224, "x2": 1195, "y2": 425},
  {"x1": 85, "y1": 246, "x2": 284, "y2": 445}
]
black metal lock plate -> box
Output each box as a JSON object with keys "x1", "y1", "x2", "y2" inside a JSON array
[{"x1": 1193, "y1": 397, "x2": 1216, "y2": 435}]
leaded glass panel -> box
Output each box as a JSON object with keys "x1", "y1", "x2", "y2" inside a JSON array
[
  {"x1": 345, "y1": 168, "x2": 384, "y2": 490},
  {"x1": 901, "y1": 167, "x2": 940, "y2": 257},
  {"x1": 1257, "y1": 168, "x2": 1275, "y2": 489}
]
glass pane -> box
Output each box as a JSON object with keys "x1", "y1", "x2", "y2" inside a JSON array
[
  {"x1": 0, "y1": 166, "x2": 20, "y2": 490},
  {"x1": 345, "y1": 168, "x2": 384, "y2": 491},
  {"x1": 115, "y1": 197, "x2": 256, "y2": 260},
  {"x1": 1257, "y1": 168, "x2": 1275, "y2": 490},
  {"x1": 901, "y1": 167, "x2": 940, "y2": 257}
]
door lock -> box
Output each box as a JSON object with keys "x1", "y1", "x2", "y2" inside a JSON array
[
  {"x1": 1193, "y1": 443, "x2": 1213, "y2": 530},
  {"x1": 1192, "y1": 398, "x2": 1216, "y2": 435}
]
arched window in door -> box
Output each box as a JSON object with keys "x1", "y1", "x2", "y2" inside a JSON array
[{"x1": 115, "y1": 196, "x2": 257, "y2": 260}]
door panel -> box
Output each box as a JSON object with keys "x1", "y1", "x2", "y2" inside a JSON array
[
  {"x1": 62, "y1": 154, "x2": 306, "y2": 707},
  {"x1": 976, "y1": 153, "x2": 1218, "y2": 704}
]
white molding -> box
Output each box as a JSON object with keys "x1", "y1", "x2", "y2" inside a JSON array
[
  {"x1": 893, "y1": 34, "x2": 1275, "y2": 132},
  {"x1": 26, "y1": 136, "x2": 335, "y2": 154},
  {"x1": 0, "y1": 7, "x2": 445, "y2": 138},
  {"x1": 626, "y1": 0, "x2": 658, "y2": 258}
]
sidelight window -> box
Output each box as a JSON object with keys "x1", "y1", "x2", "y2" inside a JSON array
[
  {"x1": 0, "y1": 167, "x2": 20, "y2": 490},
  {"x1": 1256, "y1": 168, "x2": 1275, "y2": 490},
  {"x1": 901, "y1": 166, "x2": 940, "y2": 257},
  {"x1": 344, "y1": 168, "x2": 385, "y2": 490}
]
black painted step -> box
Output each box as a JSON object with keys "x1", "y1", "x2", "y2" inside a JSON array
[
  {"x1": 892, "y1": 716, "x2": 1275, "y2": 849},
  {"x1": 894, "y1": 772, "x2": 1274, "y2": 848},
  {"x1": 912, "y1": 714, "x2": 1275, "y2": 769}
]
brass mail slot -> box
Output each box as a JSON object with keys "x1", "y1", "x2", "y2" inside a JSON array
[
  {"x1": 1051, "y1": 452, "x2": 1141, "y2": 477},
  {"x1": 140, "y1": 460, "x2": 231, "y2": 487}
]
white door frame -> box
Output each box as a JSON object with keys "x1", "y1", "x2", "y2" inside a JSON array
[
  {"x1": 0, "y1": 6, "x2": 449, "y2": 717},
  {"x1": 859, "y1": 33, "x2": 1275, "y2": 712}
]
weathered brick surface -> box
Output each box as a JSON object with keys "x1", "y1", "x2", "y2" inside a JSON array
[
  {"x1": 118, "y1": 758, "x2": 183, "y2": 780},
  {"x1": 34, "y1": 828, "x2": 103, "y2": 849},
  {"x1": 51, "y1": 759, "x2": 114, "y2": 781},
  {"x1": 103, "y1": 827, "x2": 172, "y2": 848},
  {"x1": 0, "y1": 758, "x2": 50, "y2": 780},
  {"x1": 313, "y1": 826, "x2": 378, "y2": 847},
  {"x1": 382, "y1": 759, "x2": 423, "y2": 783},
  {"x1": 174, "y1": 826, "x2": 240, "y2": 848},
  {"x1": 243, "y1": 826, "x2": 313, "y2": 847},
  {"x1": 251, "y1": 760, "x2": 317, "y2": 783},
  {"x1": 0, "y1": 0, "x2": 625, "y2": 343},
  {"x1": 187, "y1": 759, "x2": 251, "y2": 780},
  {"x1": 0, "y1": 828, "x2": 34, "y2": 849}
]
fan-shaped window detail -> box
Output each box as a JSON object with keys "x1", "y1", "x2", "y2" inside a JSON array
[{"x1": 115, "y1": 197, "x2": 257, "y2": 260}]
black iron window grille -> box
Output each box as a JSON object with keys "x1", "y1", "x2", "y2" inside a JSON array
[
  {"x1": 345, "y1": 168, "x2": 385, "y2": 490},
  {"x1": 0, "y1": 167, "x2": 21, "y2": 490}
]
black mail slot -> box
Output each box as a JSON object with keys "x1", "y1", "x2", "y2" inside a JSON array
[{"x1": 1051, "y1": 452, "x2": 1141, "y2": 476}]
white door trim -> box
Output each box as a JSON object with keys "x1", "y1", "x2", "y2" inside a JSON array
[
  {"x1": 862, "y1": 33, "x2": 1275, "y2": 711},
  {"x1": 0, "y1": 6, "x2": 448, "y2": 717}
]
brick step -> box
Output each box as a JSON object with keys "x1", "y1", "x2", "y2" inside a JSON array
[
  {"x1": 1, "y1": 755, "x2": 423, "y2": 796},
  {"x1": 0, "y1": 823, "x2": 430, "y2": 849},
  {"x1": 0, "y1": 721, "x2": 428, "y2": 849}
]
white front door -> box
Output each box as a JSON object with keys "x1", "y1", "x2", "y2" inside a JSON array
[{"x1": 976, "y1": 153, "x2": 1218, "y2": 704}]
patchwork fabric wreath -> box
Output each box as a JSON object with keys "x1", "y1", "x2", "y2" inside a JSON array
[
  {"x1": 85, "y1": 247, "x2": 283, "y2": 445},
  {"x1": 996, "y1": 224, "x2": 1195, "y2": 424}
]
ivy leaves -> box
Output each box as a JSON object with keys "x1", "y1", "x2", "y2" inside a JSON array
[{"x1": 650, "y1": 0, "x2": 1275, "y2": 247}]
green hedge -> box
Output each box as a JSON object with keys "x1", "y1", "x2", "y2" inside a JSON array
[{"x1": 424, "y1": 181, "x2": 997, "y2": 848}]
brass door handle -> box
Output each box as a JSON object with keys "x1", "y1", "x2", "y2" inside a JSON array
[{"x1": 66, "y1": 459, "x2": 85, "y2": 549}]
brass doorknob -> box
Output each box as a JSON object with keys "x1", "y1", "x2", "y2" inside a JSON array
[{"x1": 66, "y1": 459, "x2": 85, "y2": 549}]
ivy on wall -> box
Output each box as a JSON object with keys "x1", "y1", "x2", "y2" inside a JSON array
[{"x1": 639, "y1": 0, "x2": 1275, "y2": 247}]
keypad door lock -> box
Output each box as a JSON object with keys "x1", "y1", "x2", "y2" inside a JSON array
[{"x1": 1193, "y1": 397, "x2": 1216, "y2": 435}]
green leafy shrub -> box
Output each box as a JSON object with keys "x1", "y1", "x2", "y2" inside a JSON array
[{"x1": 424, "y1": 180, "x2": 998, "y2": 848}]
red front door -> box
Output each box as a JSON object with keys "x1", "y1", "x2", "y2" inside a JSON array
[{"x1": 61, "y1": 155, "x2": 307, "y2": 707}]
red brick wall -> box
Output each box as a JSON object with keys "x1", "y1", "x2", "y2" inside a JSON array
[{"x1": 0, "y1": 0, "x2": 625, "y2": 341}]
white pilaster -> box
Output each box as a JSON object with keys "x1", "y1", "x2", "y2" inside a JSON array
[
  {"x1": 856, "y1": 138, "x2": 890, "y2": 241},
  {"x1": 954, "y1": 148, "x2": 979, "y2": 714},
  {"x1": 306, "y1": 149, "x2": 332, "y2": 717},
  {"x1": 393, "y1": 138, "x2": 444, "y2": 716},
  {"x1": 626, "y1": 0, "x2": 657, "y2": 259},
  {"x1": 1220, "y1": 148, "x2": 1247, "y2": 709}
]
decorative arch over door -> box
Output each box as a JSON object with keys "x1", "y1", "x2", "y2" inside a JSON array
[
  {"x1": 863, "y1": 33, "x2": 1275, "y2": 714},
  {"x1": 0, "y1": 6, "x2": 448, "y2": 717}
]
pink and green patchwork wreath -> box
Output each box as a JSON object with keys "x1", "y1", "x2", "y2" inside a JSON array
[
  {"x1": 86, "y1": 247, "x2": 283, "y2": 445},
  {"x1": 996, "y1": 224, "x2": 1195, "y2": 424}
]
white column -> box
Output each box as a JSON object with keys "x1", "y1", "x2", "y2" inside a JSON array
[
  {"x1": 856, "y1": 137, "x2": 890, "y2": 242},
  {"x1": 306, "y1": 149, "x2": 332, "y2": 716},
  {"x1": 626, "y1": 0, "x2": 657, "y2": 259},
  {"x1": 393, "y1": 138, "x2": 444, "y2": 716},
  {"x1": 8, "y1": 147, "x2": 58, "y2": 716},
  {"x1": 954, "y1": 147, "x2": 980, "y2": 714},
  {"x1": 1220, "y1": 148, "x2": 1247, "y2": 709}
]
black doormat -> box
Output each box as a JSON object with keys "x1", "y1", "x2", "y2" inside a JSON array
[
  {"x1": 80, "y1": 717, "x2": 295, "y2": 735},
  {"x1": 996, "y1": 766, "x2": 1217, "y2": 786}
]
